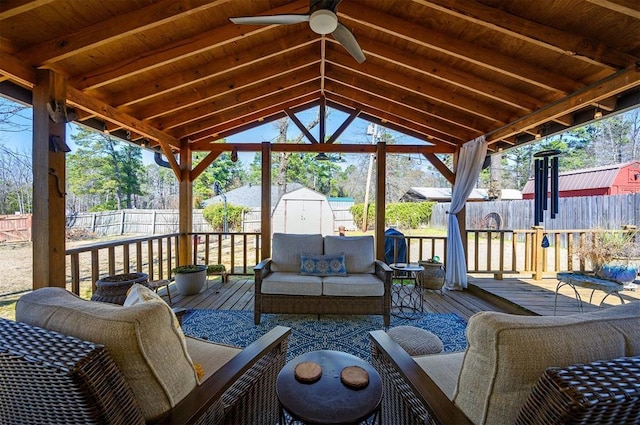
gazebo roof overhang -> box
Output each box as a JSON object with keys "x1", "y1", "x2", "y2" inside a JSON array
[{"x1": 1, "y1": 0, "x2": 639, "y2": 161}]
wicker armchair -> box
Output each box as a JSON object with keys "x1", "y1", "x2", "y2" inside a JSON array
[
  {"x1": 370, "y1": 331, "x2": 640, "y2": 425},
  {"x1": 0, "y1": 317, "x2": 290, "y2": 425}
]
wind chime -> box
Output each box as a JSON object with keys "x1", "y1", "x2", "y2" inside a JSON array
[{"x1": 533, "y1": 149, "x2": 562, "y2": 227}]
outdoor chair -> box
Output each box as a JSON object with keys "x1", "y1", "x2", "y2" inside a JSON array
[{"x1": 5, "y1": 287, "x2": 291, "y2": 424}]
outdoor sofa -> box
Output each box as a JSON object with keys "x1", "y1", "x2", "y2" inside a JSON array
[
  {"x1": 370, "y1": 301, "x2": 640, "y2": 425},
  {"x1": 2, "y1": 287, "x2": 290, "y2": 424},
  {"x1": 254, "y1": 233, "x2": 393, "y2": 326}
]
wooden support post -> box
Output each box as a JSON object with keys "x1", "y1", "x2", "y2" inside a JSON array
[
  {"x1": 32, "y1": 69, "x2": 67, "y2": 289},
  {"x1": 261, "y1": 142, "x2": 272, "y2": 260},
  {"x1": 532, "y1": 225, "x2": 545, "y2": 280},
  {"x1": 178, "y1": 143, "x2": 193, "y2": 266},
  {"x1": 375, "y1": 142, "x2": 386, "y2": 261}
]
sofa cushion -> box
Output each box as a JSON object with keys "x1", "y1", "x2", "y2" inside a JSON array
[
  {"x1": 322, "y1": 274, "x2": 384, "y2": 296},
  {"x1": 261, "y1": 272, "x2": 323, "y2": 296},
  {"x1": 324, "y1": 236, "x2": 375, "y2": 273},
  {"x1": 453, "y1": 301, "x2": 640, "y2": 425},
  {"x1": 271, "y1": 233, "x2": 324, "y2": 273},
  {"x1": 300, "y1": 253, "x2": 347, "y2": 276},
  {"x1": 15, "y1": 287, "x2": 199, "y2": 422}
]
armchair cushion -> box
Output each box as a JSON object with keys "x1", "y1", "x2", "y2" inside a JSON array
[
  {"x1": 185, "y1": 336, "x2": 241, "y2": 381},
  {"x1": 15, "y1": 287, "x2": 199, "y2": 422},
  {"x1": 454, "y1": 301, "x2": 640, "y2": 425}
]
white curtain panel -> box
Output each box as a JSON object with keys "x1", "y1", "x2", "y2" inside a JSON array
[{"x1": 445, "y1": 136, "x2": 488, "y2": 290}]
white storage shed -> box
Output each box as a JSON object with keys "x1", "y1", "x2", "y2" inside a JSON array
[{"x1": 272, "y1": 187, "x2": 335, "y2": 236}]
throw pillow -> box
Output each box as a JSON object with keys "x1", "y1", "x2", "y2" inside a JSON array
[
  {"x1": 300, "y1": 253, "x2": 347, "y2": 276},
  {"x1": 124, "y1": 284, "x2": 202, "y2": 380}
]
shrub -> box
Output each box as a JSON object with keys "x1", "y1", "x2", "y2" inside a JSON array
[
  {"x1": 202, "y1": 203, "x2": 248, "y2": 231},
  {"x1": 350, "y1": 202, "x2": 435, "y2": 230}
]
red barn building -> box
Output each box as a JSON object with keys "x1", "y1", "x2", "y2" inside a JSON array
[{"x1": 522, "y1": 161, "x2": 640, "y2": 199}]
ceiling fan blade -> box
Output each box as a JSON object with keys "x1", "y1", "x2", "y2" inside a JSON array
[
  {"x1": 331, "y1": 23, "x2": 366, "y2": 63},
  {"x1": 230, "y1": 14, "x2": 310, "y2": 25}
]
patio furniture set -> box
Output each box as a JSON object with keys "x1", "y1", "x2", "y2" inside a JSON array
[{"x1": 1, "y1": 233, "x2": 639, "y2": 424}]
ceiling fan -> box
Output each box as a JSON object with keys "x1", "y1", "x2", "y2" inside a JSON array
[{"x1": 230, "y1": 0, "x2": 366, "y2": 63}]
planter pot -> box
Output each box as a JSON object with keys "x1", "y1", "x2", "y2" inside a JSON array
[
  {"x1": 596, "y1": 264, "x2": 639, "y2": 284},
  {"x1": 91, "y1": 272, "x2": 149, "y2": 305},
  {"x1": 417, "y1": 260, "x2": 445, "y2": 291},
  {"x1": 174, "y1": 268, "x2": 207, "y2": 295}
]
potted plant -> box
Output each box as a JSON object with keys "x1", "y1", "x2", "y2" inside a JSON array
[
  {"x1": 92, "y1": 272, "x2": 149, "y2": 305},
  {"x1": 172, "y1": 264, "x2": 207, "y2": 295},
  {"x1": 578, "y1": 229, "x2": 640, "y2": 284}
]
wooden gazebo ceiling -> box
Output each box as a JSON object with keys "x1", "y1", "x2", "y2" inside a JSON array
[{"x1": 1, "y1": 0, "x2": 640, "y2": 157}]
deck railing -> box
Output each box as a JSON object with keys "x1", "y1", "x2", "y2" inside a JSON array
[{"x1": 64, "y1": 227, "x2": 636, "y2": 296}]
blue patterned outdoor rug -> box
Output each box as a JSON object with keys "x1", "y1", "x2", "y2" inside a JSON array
[{"x1": 182, "y1": 310, "x2": 467, "y2": 362}]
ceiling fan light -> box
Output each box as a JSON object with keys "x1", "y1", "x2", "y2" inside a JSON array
[
  {"x1": 309, "y1": 9, "x2": 337, "y2": 34},
  {"x1": 315, "y1": 152, "x2": 330, "y2": 161}
]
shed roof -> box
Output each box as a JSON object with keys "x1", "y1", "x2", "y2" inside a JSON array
[
  {"x1": 522, "y1": 161, "x2": 640, "y2": 194},
  {"x1": 203, "y1": 183, "x2": 303, "y2": 209}
]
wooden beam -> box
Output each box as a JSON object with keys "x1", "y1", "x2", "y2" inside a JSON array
[
  {"x1": 149, "y1": 62, "x2": 320, "y2": 130},
  {"x1": 261, "y1": 142, "x2": 272, "y2": 260},
  {"x1": 17, "y1": 0, "x2": 224, "y2": 66},
  {"x1": 190, "y1": 142, "x2": 455, "y2": 156},
  {"x1": 32, "y1": 69, "x2": 67, "y2": 288},
  {"x1": 65, "y1": 87, "x2": 181, "y2": 149},
  {"x1": 352, "y1": 35, "x2": 542, "y2": 112},
  {"x1": 326, "y1": 108, "x2": 360, "y2": 144},
  {"x1": 414, "y1": 0, "x2": 637, "y2": 69},
  {"x1": 323, "y1": 79, "x2": 480, "y2": 141},
  {"x1": 339, "y1": 2, "x2": 582, "y2": 94},
  {"x1": 326, "y1": 49, "x2": 515, "y2": 124},
  {"x1": 69, "y1": 0, "x2": 309, "y2": 90},
  {"x1": 285, "y1": 109, "x2": 318, "y2": 144},
  {"x1": 190, "y1": 151, "x2": 221, "y2": 181},
  {"x1": 178, "y1": 142, "x2": 193, "y2": 266},
  {"x1": 109, "y1": 31, "x2": 318, "y2": 108},
  {"x1": 173, "y1": 85, "x2": 321, "y2": 141},
  {"x1": 375, "y1": 142, "x2": 387, "y2": 261},
  {"x1": 326, "y1": 68, "x2": 492, "y2": 133},
  {"x1": 423, "y1": 153, "x2": 454, "y2": 184},
  {"x1": 487, "y1": 66, "x2": 640, "y2": 142},
  {"x1": 325, "y1": 93, "x2": 462, "y2": 146},
  {"x1": 0, "y1": 52, "x2": 36, "y2": 88},
  {"x1": 585, "y1": 0, "x2": 640, "y2": 19},
  {"x1": 0, "y1": 0, "x2": 55, "y2": 20}
]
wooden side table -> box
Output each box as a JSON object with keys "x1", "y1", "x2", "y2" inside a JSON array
[{"x1": 277, "y1": 350, "x2": 382, "y2": 425}]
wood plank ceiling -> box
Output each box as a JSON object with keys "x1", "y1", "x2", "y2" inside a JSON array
[{"x1": 1, "y1": 0, "x2": 640, "y2": 160}]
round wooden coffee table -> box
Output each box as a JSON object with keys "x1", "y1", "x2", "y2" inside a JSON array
[{"x1": 277, "y1": 350, "x2": 382, "y2": 425}]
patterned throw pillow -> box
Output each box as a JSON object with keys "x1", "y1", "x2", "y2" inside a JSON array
[{"x1": 300, "y1": 253, "x2": 348, "y2": 276}]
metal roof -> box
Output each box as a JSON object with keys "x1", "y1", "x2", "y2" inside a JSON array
[{"x1": 522, "y1": 161, "x2": 639, "y2": 194}]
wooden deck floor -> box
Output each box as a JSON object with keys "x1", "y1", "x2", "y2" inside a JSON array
[
  {"x1": 469, "y1": 274, "x2": 640, "y2": 316},
  {"x1": 164, "y1": 273, "x2": 640, "y2": 322},
  {"x1": 164, "y1": 274, "x2": 595, "y2": 322}
]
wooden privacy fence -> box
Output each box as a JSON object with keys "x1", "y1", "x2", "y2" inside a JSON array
[
  {"x1": 0, "y1": 214, "x2": 31, "y2": 242},
  {"x1": 431, "y1": 193, "x2": 639, "y2": 231}
]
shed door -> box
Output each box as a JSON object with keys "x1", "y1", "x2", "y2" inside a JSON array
[{"x1": 284, "y1": 200, "x2": 322, "y2": 234}]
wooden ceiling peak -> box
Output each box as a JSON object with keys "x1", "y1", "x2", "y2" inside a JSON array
[{"x1": 0, "y1": 0, "x2": 639, "y2": 156}]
